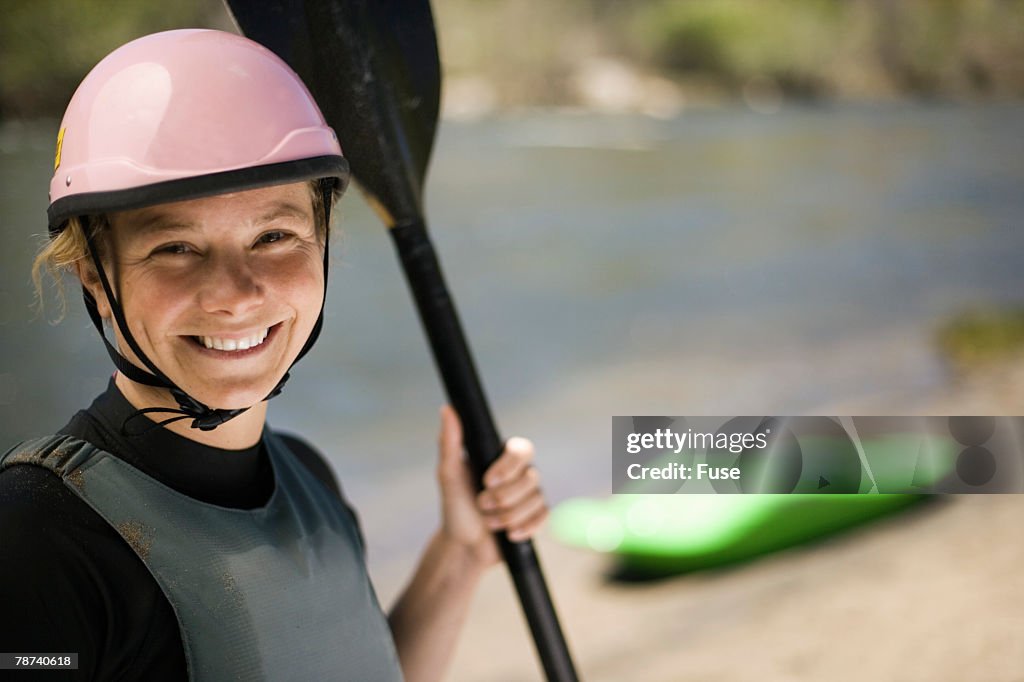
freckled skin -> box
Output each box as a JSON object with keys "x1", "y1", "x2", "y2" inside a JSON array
[{"x1": 85, "y1": 182, "x2": 324, "y2": 413}]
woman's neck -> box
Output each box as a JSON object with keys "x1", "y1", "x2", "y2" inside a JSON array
[{"x1": 114, "y1": 372, "x2": 268, "y2": 450}]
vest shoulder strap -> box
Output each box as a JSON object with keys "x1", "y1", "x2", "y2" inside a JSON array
[{"x1": 1, "y1": 435, "x2": 99, "y2": 481}]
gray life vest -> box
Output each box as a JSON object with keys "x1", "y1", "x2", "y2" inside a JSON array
[{"x1": 0, "y1": 432, "x2": 404, "y2": 681}]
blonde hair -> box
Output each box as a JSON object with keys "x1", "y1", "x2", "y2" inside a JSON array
[
  {"x1": 32, "y1": 179, "x2": 338, "y2": 321},
  {"x1": 31, "y1": 214, "x2": 108, "y2": 322}
]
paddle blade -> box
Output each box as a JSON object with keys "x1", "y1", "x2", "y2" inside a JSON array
[{"x1": 226, "y1": 0, "x2": 441, "y2": 224}]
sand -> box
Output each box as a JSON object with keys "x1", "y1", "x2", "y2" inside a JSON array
[{"x1": 443, "y1": 495, "x2": 1023, "y2": 681}]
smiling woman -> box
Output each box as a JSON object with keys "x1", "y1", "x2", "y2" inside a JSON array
[
  {"x1": 0, "y1": 27, "x2": 549, "y2": 682},
  {"x1": 90, "y1": 183, "x2": 327, "y2": 423},
  {"x1": 33, "y1": 25, "x2": 348, "y2": 436}
]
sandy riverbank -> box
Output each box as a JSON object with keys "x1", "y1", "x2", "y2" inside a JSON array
[{"x1": 445, "y1": 494, "x2": 1023, "y2": 681}]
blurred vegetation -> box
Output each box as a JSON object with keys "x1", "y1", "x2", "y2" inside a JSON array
[
  {"x1": 629, "y1": 0, "x2": 1024, "y2": 98},
  {"x1": 435, "y1": 0, "x2": 1024, "y2": 110},
  {"x1": 937, "y1": 308, "x2": 1024, "y2": 370},
  {"x1": 0, "y1": 0, "x2": 232, "y2": 119},
  {"x1": 2, "y1": 0, "x2": 1023, "y2": 119}
]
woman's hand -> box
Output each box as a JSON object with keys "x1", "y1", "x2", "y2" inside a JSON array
[{"x1": 436, "y1": 405, "x2": 548, "y2": 569}]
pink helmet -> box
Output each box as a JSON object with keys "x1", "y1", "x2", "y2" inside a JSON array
[{"x1": 47, "y1": 28, "x2": 348, "y2": 234}]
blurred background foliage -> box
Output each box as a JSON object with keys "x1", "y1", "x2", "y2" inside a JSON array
[
  {"x1": 2, "y1": 0, "x2": 1023, "y2": 120},
  {"x1": 0, "y1": 0, "x2": 231, "y2": 118},
  {"x1": 938, "y1": 309, "x2": 1024, "y2": 371},
  {"x1": 629, "y1": 0, "x2": 1024, "y2": 97}
]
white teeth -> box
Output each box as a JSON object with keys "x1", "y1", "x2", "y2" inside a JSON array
[{"x1": 198, "y1": 328, "x2": 270, "y2": 352}]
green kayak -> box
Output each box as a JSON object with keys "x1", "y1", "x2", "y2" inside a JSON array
[{"x1": 551, "y1": 433, "x2": 956, "y2": 576}]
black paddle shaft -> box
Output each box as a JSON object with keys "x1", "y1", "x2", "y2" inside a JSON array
[
  {"x1": 392, "y1": 220, "x2": 578, "y2": 681},
  {"x1": 225, "y1": 0, "x2": 580, "y2": 678}
]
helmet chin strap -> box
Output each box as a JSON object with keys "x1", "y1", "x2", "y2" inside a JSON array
[{"x1": 82, "y1": 180, "x2": 334, "y2": 435}]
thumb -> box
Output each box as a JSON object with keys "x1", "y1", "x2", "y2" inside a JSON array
[{"x1": 437, "y1": 404, "x2": 467, "y2": 487}]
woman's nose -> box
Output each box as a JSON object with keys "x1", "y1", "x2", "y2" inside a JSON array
[{"x1": 196, "y1": 254, "x2": 265, "y2": 316}]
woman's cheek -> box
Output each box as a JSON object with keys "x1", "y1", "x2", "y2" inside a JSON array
[
  {"x1": 277, "y1": 253, "x2": 325, "y2": 306},
  {"x1": 127, "y1": 270, "x2": 193, "y2": 321}
]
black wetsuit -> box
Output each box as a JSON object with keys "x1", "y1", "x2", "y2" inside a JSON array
[{"x1": 0, "y1": 380, "x2": 364, "y2": 681}]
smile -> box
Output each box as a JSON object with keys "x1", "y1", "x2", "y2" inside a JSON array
[{"x1": 189, "y1": 323, "x2": 281, "y2": 354}]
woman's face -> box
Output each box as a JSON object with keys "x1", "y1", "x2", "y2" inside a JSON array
[{"x1": 92, "y1": 182, "x2": 324, "y2": 410}]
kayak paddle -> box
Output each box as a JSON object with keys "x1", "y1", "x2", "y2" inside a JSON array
[{"x1": 223, "y1": 1, "x2": 579, "y2": 679}]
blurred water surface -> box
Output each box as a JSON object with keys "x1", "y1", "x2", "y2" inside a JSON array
[{"x1": 2, "y1": 103, "x2": 1023, "y2": 564}]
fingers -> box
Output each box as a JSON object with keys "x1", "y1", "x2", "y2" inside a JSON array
[
  {"x1": 483, "y1": 437, "x2": 534, "y2": 487},
  {"x1": 479, "y1": 437, "x2": 548, "y2": 542},
  {"x1": 506, "y1": 506, "x2": 549, "y2": 543},
  {"x1": 477, "y1": 465, "x2": 539, "y2": 515},
  {"x1": 481, "y1": 489, "x2": 548, "y2": 541}
]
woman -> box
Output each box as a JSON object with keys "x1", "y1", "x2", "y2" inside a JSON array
[{"x1": 0, "y1": 29, "x2": 548, "y2": 681}]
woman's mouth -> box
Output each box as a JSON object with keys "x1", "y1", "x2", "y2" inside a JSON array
[{"x1": 188, "y1": 323, "x2": 281, "y2": 355}]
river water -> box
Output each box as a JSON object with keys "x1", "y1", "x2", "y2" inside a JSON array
[{"x1": 2, "y1": 103, "x2": 1023, "y2": 566}]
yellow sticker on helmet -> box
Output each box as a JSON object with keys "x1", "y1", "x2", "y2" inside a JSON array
[{"x1": 54, "y1": 128, "x2": 66, "y2": 170}]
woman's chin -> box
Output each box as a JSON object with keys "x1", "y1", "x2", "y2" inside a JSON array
[{"x1": 184, "y1": 382, "x2": 277, "y2": 412}]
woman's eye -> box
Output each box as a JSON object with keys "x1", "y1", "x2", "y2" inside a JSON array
[
  {"x1": 153, "y1": 243, "x2": 192, "y2": 256},
  {"x1": 257, "y1": 231, "x2": 290, "y2": 245}
]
